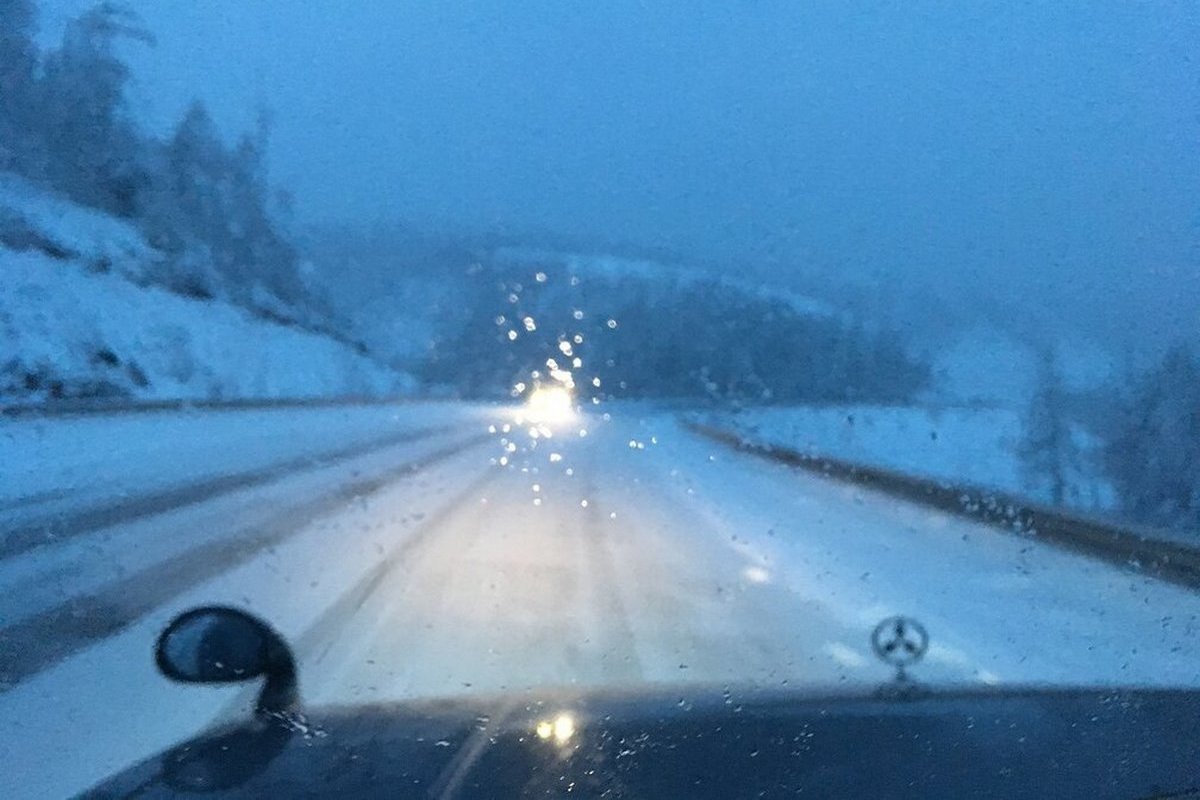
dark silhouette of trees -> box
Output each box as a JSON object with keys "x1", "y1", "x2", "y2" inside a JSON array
[
  {"x1": 1018, "y1": 347, "x2": 1078, "y2": 506},
  {"x1": 1103, "y1": 345, "x2": 1200, "y2": 528},
  {"x1": 420, "y1": 262, "x2": 930, "y2": 405}
]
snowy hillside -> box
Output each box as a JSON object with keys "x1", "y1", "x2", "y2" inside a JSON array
[
  {"x1": 0, "y1": 173, "x2": 155, "y2": 281},
  {"x1": 316, "y1": 234, "x2": 930, "y2": 405},
  {"x1": 493, "y1": 247, "x2": 841, "y2": 321},
  {"x1": 0, "y1": 175, "x2": 408, "y2": 404}
]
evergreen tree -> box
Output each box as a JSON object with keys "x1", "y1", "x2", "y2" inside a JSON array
[
  {"x1": 0, "y1": 0, "x2": 39, "y2": 173},
  {"x1": 38, "y1": 3, "x2": 153, "y2": 216}
]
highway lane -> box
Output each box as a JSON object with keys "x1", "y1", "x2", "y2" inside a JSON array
[
  {"x1": 301, "y1": 408, "x2": 1200, "y2": 703},
  {"x1": 3, "y1": 402, "x2": 1200, "y2": 797}
]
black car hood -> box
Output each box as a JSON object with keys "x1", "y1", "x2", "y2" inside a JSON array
[{"x1": 85, "y1": 683, "x2": 1200, "y2": 799}]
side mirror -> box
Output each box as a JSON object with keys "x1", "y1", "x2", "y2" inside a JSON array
[{"x1": 156, "y1": 606, "x2": 298, "y2": 715}]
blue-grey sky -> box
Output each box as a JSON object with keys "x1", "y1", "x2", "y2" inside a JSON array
[{"x1": 39, "y1": 1, "x2": 1200, "y2": 350}]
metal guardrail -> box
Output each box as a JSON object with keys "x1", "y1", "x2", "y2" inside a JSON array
[{"x1": 686, "y1": 421, "x2": 1200, "y2": 592}]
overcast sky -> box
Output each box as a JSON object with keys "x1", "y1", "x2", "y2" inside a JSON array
[{"x1": 39, "y1": 1, "x2": 1200, "y2": 352}]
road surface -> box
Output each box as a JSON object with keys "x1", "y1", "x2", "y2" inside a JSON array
[{"x1": 2, "y1": 401, "x2": 1199, "y2": 797}]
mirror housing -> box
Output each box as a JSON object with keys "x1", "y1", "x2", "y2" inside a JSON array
[{"x1": 156, "y1": 606, "x2": 299, "y2": 715}]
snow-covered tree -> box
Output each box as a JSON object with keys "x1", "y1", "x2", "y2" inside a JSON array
[
  {"x1": 0, "y1": 0, "x2": 41, "y2": 173},
  {"x1": 138, "y1": 101, "x2": 311, "y2": 317},
  {"x1": 37, "y1": 3, "x2": 153, "y2": 216},
  {"x1": 1, "y1": 2, "x2": 324, "y2": 331},
  {"x1": 225, "y1": 111, "x2": 309, "y2": 311},
  {"x1": 1018, "y1": 347, "x2": 1078, "y2": 506}
]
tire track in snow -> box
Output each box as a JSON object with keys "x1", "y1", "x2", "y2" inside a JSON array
[
  {"x1": 0, "y1": 423, "x2": 458, "y2": 561},
  {"x1": 0, "y1": 432, "x2": 492, "y2": 690},
  {"x1": 577, "y1": 480, "x2": 644, "y2": 683},
  {"x1": 210, "y1": 465, "x2": 504, "y2": 721},
  {"x1": 298, "y1": 467, "x2": 502, "y2": 667}
]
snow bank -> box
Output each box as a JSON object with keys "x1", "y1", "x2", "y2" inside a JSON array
[
  {"x1": 699, "y1": 405, "x2": 1117, "y2": 513},
  {"x1": 0, "y1": 174, "x2": 409, "y2": 404}
]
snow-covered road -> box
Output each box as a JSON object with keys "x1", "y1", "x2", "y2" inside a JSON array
[{"x1": 3, "y1": 401, "x2": 1199, "y2": 798}]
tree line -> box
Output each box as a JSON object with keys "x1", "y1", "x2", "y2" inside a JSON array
[
  {"x1": 1020, "y1": 343, "x2": 1200, "y2": 533},
  {"x1": 420, "y1": 259, "x2": 931, "y2": 406},
  {"x1": 0, "y1": 1, "x2": 317, "y2": 324}
]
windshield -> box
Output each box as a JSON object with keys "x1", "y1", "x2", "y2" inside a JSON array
[{"x1": 2, "y1": 2, "x2": 1198, "y2": 796}]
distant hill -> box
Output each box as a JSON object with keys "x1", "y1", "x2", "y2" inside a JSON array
[{"x1": 308, "y1": 228, "x2": 931, "y2": 405}]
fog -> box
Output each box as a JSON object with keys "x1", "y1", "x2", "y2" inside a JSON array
[{"x1": 40, "y1": 0, "x2": 1199, "y2": 353}]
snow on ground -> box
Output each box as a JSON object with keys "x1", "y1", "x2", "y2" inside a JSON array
[
  {"x1": 0, "y1": 172, "x2": 155, "y2": 283},
  {"x1": 0, "y1": 419, "x2": 499, "y2": 799},
  {"x1": 0, "y1": 417, "x2": 494, "y2": 639},
  {"x1": 620, "y1": 411, "x2": 1200, "y2": 687},
  {"x1": 0, "y1": 401, "x2": 492, "y2": 537},
  {"x1": 0, "y1": 248, "x2": 406, "y2": 402},
  {"x1": 0, "y1": 173, "x2": 410, "y2": 404},
  {"x1": 696, "y1": 404, "x2": 1118, "y2": 513},
  {"x1": 2, "y1": 402, "x2": 1199, "y2": 798}
]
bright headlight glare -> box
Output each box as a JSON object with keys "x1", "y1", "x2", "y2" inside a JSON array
[{"x1": 525, "y1": 385, "x2": 575, "y2": 424}]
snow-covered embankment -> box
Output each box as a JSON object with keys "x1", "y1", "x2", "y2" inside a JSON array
[{"x1": 0, "y1": 174, "x2": 408, "y2": 404}]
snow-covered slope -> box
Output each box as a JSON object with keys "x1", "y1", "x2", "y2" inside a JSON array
[
  {"x1": 0, "y1": 174, "x2": 408, "y2": 404},
  {"x1": 0, "y1": 173, "x2": 156, "y2": 283},
  {"x1": 697, "y1": 404, "x2": 1118, "y2": 514}
]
